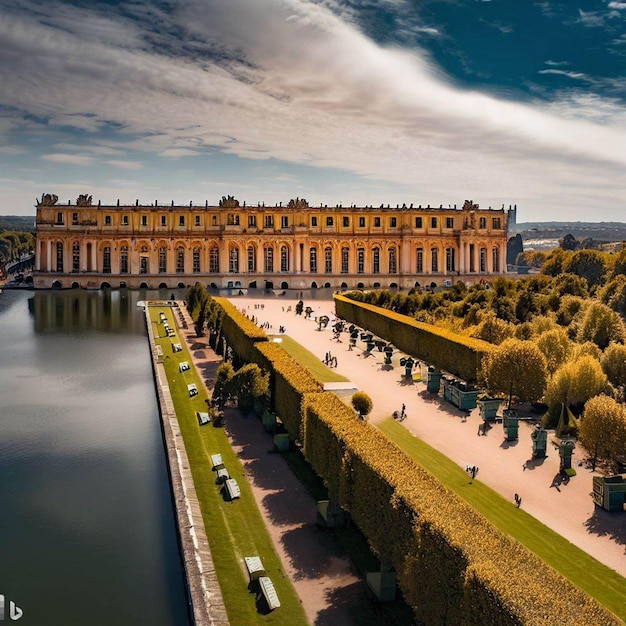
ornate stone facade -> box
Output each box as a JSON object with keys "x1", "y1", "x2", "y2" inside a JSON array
[{"x1": 34, "y1": 196, "x2": 508, "y2": 289}]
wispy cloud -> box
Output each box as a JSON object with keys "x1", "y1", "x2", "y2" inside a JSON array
[
  {"x1": 41, "y1": 153, "x2": 95, "y2": 166},
  {"x1": 106, "y1": 159, "x2": 143, "y2": 170}
]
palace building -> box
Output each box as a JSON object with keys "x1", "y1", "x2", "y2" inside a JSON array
[{"x1": 34, "y1": 194, "x2": 509, "y2": 290}]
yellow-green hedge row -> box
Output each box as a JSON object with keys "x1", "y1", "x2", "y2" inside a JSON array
[
  {"x1": 214, "y1": 297, "x2": 268, "y2": 362},
  {"x1": 302, "y1": 392, "x2": 620, "y2": 626},
  {"x1": 334, "y1": 294, "x2": 492, "y2": 382}
]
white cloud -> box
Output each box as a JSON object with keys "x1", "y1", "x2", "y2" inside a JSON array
[
  {"x1": 159, "y1": 148, "x2": 201, "y2": 158},
  {"x1": 538, "y1": 69, "x2": 588, "y2": 80},
  {"x1": 106, "y1": 159, "x2": 143, "y2": 170},
  {"x1": 608, "y1": 2, "x2": 626, "y2": 9},
  {"x1": 41, "y1": 153, "x2": 95, "y2": 166}
]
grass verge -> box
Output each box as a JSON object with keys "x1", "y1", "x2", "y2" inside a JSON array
[
  {"x1": 378, "y1": 417, "x2": 626, "y2": 621},
  {"x1": 151, "y1": 306, "x2": 308, "y2": 626}
]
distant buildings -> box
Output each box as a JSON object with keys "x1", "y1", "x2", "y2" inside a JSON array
[{"x1": 34, "y1": 194, "x2": 508, "y2": 290}]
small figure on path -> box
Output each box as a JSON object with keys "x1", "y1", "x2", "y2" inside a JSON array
[
  {"x1": 514, "y1": 493, "x2": 521, "y2": 508},
  {"x1": 400, "y1": 403, "x2": 406, "y2": 420}
]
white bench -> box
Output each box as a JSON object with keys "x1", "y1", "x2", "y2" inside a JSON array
[
  {"x1": 167, "y1": 328, "x2": 176, "y2": 337},
  {"x1": 197, "y1": 411, "x2": 210, "y2": 426},
  {"x1": 224, "y1": 478, "x2": 241, "y2": 501},
  {"x1": 216, "y1": 467, "x2": 230, "y2": 483},
  {"x1": 258, "y1": 576, "x2": 280, "y2": 611},
  {"x1": 210, "y1": 453, "x2": 224, "y2": 470},
  {"x1": 155, "y1": 345, "x2": 163, "y2": 357},
  {"x1": 187, "y1": 383, "x2": 198, "y2": 397},
  {"x1": 172, "y1": 343, "x2": 182, "y2": 353},
  {"x1": 244, "y1": 556, "x2": 265, "y2": 582},
  {"x1": 179, "y1": 361, "x2": 190, "y2": 373}
]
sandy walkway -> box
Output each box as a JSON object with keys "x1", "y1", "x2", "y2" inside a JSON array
[
  {"x1": 231, "y1": 295, "x2": 626, "y2": 579},
  {"x1": 176, "y1": 305, "x2": 365, "y2": 626}
]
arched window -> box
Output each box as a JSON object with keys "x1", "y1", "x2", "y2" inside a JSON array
[
  {"x1": 72, "y1": 241, "x2": 80, "y2": 272},
  {"x1": 140, "y1": 245, "x2": 149, "y2": 274},
  {"x1": 416, "y1": 247, "x2": 423, "y2": 273},
  {"x1": 209, "y1": 246, "x2": 219, "y2": 273},
  {"x1": 341, "y1": 247, "x2": 349, "y2": 274},
  {"x1": 247, "y1": 246, "x2": 256, "y2": 273},
  {"x1": 324, "y1": 247, "x2": 332, "y2": 273},
  {"x1": 357, "y1": 247, "x2": 365, "y2": 274},
  {"x1": 388, "y1": 247, "x2": 397, "y2": 274},
  {"x1": 431, "y1": 248, "x2": 438, "y2": 272},
  {"x1": 480, "y1": 247, "x2": 487, "y2": 273},
  {"x1": 446, "y1": 247, "x2": 455, "y2": 272},
  {"x1": 492, "y1": 247, "x2": 500, "y2": 273},
  {"x1": 103, "y1": 246, "x2": 111, "y2": 274},
  {"x1": 372, "y1": 247, "x2": 380, "y2": 274},
  {"x1": 229, "y1": 247, "x2": 239, "y2": 273},
  {"x1": 56, "y1": 242, "x2": 64, "y2": 272},
  {"x1": 193, "y1": 247, "x2": 201, "y2": 273},
  {"x1": 280, "y1": 245, "x2": 289, "y2": 272},
  {"x1": 264, "y1": 246, "x2": 273, "y2": 273},
  {"x1": 158, "y1": 246, "x2": 167, "y2": 273},
  {"x1": 176, "y1": 246, "x2": 185, "y2": 273},
  {"x1": 309, "y1": 247, "x2": 317, "y2": 273},
  {"x1": 120, "y1": 245, "x2": 129, "y2": 274}
]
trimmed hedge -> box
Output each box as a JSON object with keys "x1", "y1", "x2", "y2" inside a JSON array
[
  {"x1": 213, "y1": 297, "x2": 268, "y2": 362},
  {"x1": 334, "y1": 294, "x2": 492, "y2": 382},
  {"x1": 302, "y1": 392, "x2": 620, "y2": 626}
]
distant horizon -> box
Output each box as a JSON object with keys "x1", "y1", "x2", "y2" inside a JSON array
[{"x1": 1, "y1": 1, "x2": 625, "y2": 220}]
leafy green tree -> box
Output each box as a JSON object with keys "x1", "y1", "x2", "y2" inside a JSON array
[
  {"x1": 610, "y1": 247, "x2": 626, "y2": 278},
  {"x1": 536, "y1": 328, "x2": 573, "y2": 374},
  {"x1": 579, "y1": 395, "x2": 626, "y2": 472},
  {"x1": 471, "y1": 311, "x2": 515, "y2": 345},
  {"x1": 601, "y1": 343, "x2": 626, "y2": 390},
  {"x1": 564, "y1": 249, "x2": 609, "y2": 288},
  {"x1": 212, "y1": 362, "x2": 234, "y2": 407},
  {"x1": 553, "y1": 273, "x2": 589, "y2": 298},
  {"x1": 351, "y1": 391, "x2": 373, "y2": 418},
  {"x1": 598, "y1": 274, "x2": 626, "y2": 318},
  {"x1": 481, "y1": 339, "x2": 548, "y2": 408},
  {"x1": 229, "y1": 363, "x2": 269, "y2": 414},
  {"x1": 541, "y1": 248, "x2": 573, "y2": 277},
  {"x1": 577, "y1": 302, "x2": 626, "y2": 349},
  {"x1": 544, "y1": 356, "x2": 609, "y2": 410},
  {"x1": 570, "y1": 341, "x2": 602, "y2": 362},
  {"x1": 556, "y1": 295, "x2": 586, "y2": 327}
]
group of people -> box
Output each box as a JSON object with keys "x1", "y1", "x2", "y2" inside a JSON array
[
  {"x1": 465, "y1": 464, "x2": 479, "y2": 481},
  {"x1": 323, "y1": 351, "x2": 338, "y2": 368}
]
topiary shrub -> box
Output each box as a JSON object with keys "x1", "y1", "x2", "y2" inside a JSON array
[{"x1": 351, "y1": 391, "x2": 373, "y2": 418}]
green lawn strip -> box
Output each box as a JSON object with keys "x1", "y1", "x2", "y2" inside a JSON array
[
  {"x1": 378, "y1": 417, "x2": 626, "y2": 621},
  {"x1": 151, "y1": 307, "x2": 308, "y2": 626},
  {"x1": 269, "y1": 334, "x2": 348, "y2": 383}
]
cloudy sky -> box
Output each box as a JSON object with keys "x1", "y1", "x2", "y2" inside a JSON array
[{"x1": 1, "y1": 0, "x2": 625, "y2": 221}]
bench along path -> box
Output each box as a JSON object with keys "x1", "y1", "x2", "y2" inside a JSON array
[
  {"x1": 176, "y1": 304, "x2": 364, "y2": 626},
  {"x1": 230, "y1": 296, "x2": 626, "y2": 579}
]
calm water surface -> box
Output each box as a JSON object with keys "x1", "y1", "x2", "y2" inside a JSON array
[{"x1": 0, "y1": 289, "x2": 190, "y2": 625}]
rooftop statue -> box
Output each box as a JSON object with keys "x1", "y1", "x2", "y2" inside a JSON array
[
  {"x1": 76, "y1": 194, "x2": 93, "y2": 207},
  {"x1": 287, "y1": 197, "x2": 309, "y2": 209},
  {"x1": 462, "y1": 199, "x2": 479, "y2": 211},
  {"x1": 36, "y1": 193, "x2": 58, "y2": 207},
  {"x1": 219, "y1": 195, "x2": 240, "y2": 208}
]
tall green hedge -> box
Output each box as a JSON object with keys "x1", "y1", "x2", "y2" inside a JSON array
[
  {"x1": 214, "y1": 297, "x2": 268, "y2": 362},
  {"x1": 334, "y1": 294, "x2": 492, "y2": 382}
]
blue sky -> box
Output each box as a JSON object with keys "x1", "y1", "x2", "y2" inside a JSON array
[{"x1": 0, "y1": 0, "x2": 625, "y2": 220}]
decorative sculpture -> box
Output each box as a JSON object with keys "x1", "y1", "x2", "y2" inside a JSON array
[
  {"x1": 76, "y1": 194, "x2": 93, "y2": 207},
  {"x1": 287, "y1": 197, "x2": 309, "y2": 209},
  {"x1": 36, "y1": 193, "x2": 59, "y2": 206},
  {"x1": 219, "y1": 195, "x2": 240, "y2": 208}
]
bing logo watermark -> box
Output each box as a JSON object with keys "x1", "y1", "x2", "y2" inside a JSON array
[{"x1": 0, "y1": 595, "x2": 23, "y2": 621}]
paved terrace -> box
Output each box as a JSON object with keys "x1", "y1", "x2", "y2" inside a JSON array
[{"x1": 230, "y1": 295, "x2": 626, "y2": 579}]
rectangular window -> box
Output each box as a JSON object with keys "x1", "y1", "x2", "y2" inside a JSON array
[
  {"x1": 161, "y1": 215, "x2": 167, "y2": 227},
  {"x1": 492, "y1": 217, "x2": 501, "y2": 229},
  {"x1": 431, "y1": 248, "x2": 438, "y2": 272},
  {"x1": 430, "y1": 217, "x2": 437, "y2": 228},
  {"x1": 103, "y1": 247, "x2": 111, "y2": 274},
  {"x1": 357, "y1": 248, "x2": 365, "y2": 274},
  {"x1": 389, "y1": 248, "x2": 397, "y2": 274},
  {"x1": 227, "y1": 214, "x2": 240, "y2": 226},
  {"x1": 446, "y1": 248, "x2": 455, "y2": 272},
  {"x1": 265, "y1": 215, "x2": 274, "y2": 228},
  {"x1": 390, "y1": 217, "x2": 397, "y2": 228},
  {"x1": 374, "y1": 217, "x2": 381, "y2": 227},
  {"x1": 373, "y1": 248, "x2": 380, "y2": 274},
  {"x1": 176, "y1": 248, "x2": 185, "y2": 273},
  {"x1": 120, "y1": 248, "x2": 128, "y2": 274},
  {"x1": 179, "y1": 215, "x2": 185, "y2": 227},
  {"x1": 247, "y1": 247, "x2": 256, "y2": 272},
  {"x1": 310, "y1": 248, "x2": 317, "y2": 273},
  {"x1": 479, "y1": 217, "x2": 486, "y2": 229},
  {"x1": 193, "y1": 248, "x2": 200, "y2": 273},
  {"x1": 195, "y1": 215, "x2": 201, "y2": 227},
  {"x1": 359, "y1": 217, "x2": 365, "y2": 228},
  {"x1": 280, "y1": 246, "x2": 289, "y2": 272},
  {"x1": 122, "y1": 215, "x2": 129, "y2": 226},
  {"x1": 141, "y1": 215, "x2": 148, "y2": 226},
  {"x1": 105, "y1": 215, "x2": 112, "y2": 226},
  {"x1": 159, "y1": 247, "x2": 167, "y2": 273},
  {"x1": 341, "y1": 247, "x2": 349, "y2": 274},
  {"x1": 264, "y1": 247, "x2": 273, "y2": 272},
  {"x1": 229, "y1": 248, "x2": 239, "y2": 273},
  {"x1": 72, "y1": 243, "x2": 80, "y2": 272},
  {"x1": 281, "y1": 216, "x2": 289, "y2": 228},
  {"x1": 212, "y1": 215, "x2": 217, "y2": 226},
  {"x1": 342, "y1": 216, "x2": 349, "y2": 227},
  {"x1": 72, "y1": 212, "x2": 78, "y2": 225},
  {"x1": 446, "y1": 217, "x2": 453, "y2": 229},
  {"x1": 311, "y1": 216, "x2": 318, "y2": 227},
  {"x1": 140, "y1": 257, "x2": 148, "y2": 274},
  {"x1": 326, "y1": 216, "x2": 334, "y2": 227},
  {"x1": 209, "y1": 247, "x2": 219, "y2": 273},
  {"x1": 324, "y1": 248, "x2": 332, "y2": 274},
  {"x1": 56, "y1": 212, "x2": 64, "y2": 225},
  {"x1": 416, "y1": 248, "x2": 423, "y2": 273},
  {"x1": 248, "y1": 215, "x2": 257, "y2": 228},
  {"x1": 415, "y1": 216, "x2": 422, "y2": 228},
  {"x1": 480, "y1": 248, "x2": 487, "y2": 272}
]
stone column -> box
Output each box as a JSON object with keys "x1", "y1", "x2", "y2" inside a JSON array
[
  {"x1": 459, "y1": 241, "x2": 465, "y2": 274},
  {"x1": 46, "y1": 240, "x2": 52, "y2": 273},
  {"x1": 400, "y1": 240, "x2": 410, "y2": 274}
]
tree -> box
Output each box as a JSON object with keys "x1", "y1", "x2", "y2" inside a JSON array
[
  {"x1": 541, "y1": 248, "x2": 573, "y2": 277},
  {"x1": 577, "y1": 302, "x2": 626, "y2": 349},
  {"x1": 212, "y1": 362, "x2": 234, "y2": 408},
  {"x1": 601, "y1": 343, "x2": 626, "y2": 390},
  {"x1": 351, "y1": 391, "x2": 373, "y2": 418},
  {"x1": 553, "y1": 273, "x2": 588, "y2": 298},
  {"x1": 564, "y1": 249, "x2": 609, "y2": 288},
  {"x1": 560, "y1": 233, "x2": 579, "y2": 251},
  {"x1": 470, "y1": 311, "x2": 515, "y2": 345},
  {"x1": 536, "y1": 328, "x2": 573, "y2": 374},
  {"x1": 598, "y1": 274, "x2": 626, "y2": 318},
  {"x1": 544, "y1": 356, "x2": 609, "y2": 410},
  {"x1": 481, "y1": 339, "x2": 548, "y2": 408},
  {"x1": 229, "y1": 363, "x2": 269, "y2": 414},
  {"x1": 579, "y1": 395, "x2": 626, "y2": 472},
  {"x1": 610, "y1": 246, "x2": 626, "y2": 278}
]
